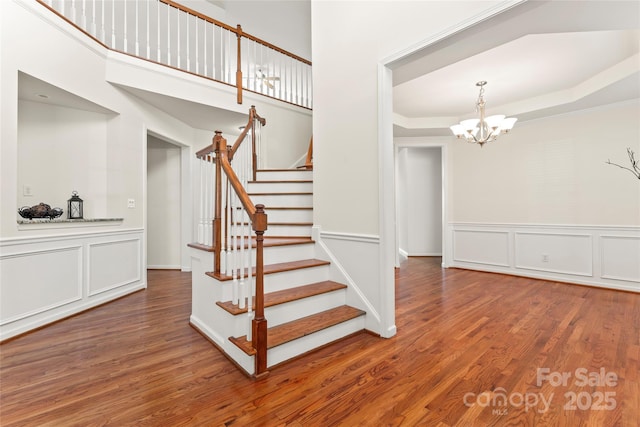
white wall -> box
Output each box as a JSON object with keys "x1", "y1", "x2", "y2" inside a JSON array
[
  {"x1": 147, "y1": 136, "x2": 182, "y2": 269},
  {"x1": 450, "y1": 101, "x2": 640, "y2": 226},
  {"x1": 311, "y1": 0, "x2": 503, "y2": 235},
  {"x1": 397, "y1": 147, "x2": 442, "y2": 256},
  {"x1": 224, "y1": 0, "x2": 311, "y2": 60},
  {"x1": 18, "y1": 100, "x2": 110, "y2": 218}
]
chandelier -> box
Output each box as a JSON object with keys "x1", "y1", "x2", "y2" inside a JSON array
[{"x1": 449, "y1": 81, "x2": 517, "y2": 147}]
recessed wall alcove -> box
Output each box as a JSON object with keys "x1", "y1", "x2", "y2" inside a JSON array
[{"x1": 17, "y1": 71, "x2": 118, "y2": 222}]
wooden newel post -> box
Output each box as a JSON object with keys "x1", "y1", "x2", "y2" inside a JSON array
[
  {"x1": 252, "y1": 204, "x2": 268, "y2": 377},
  {"x1": 213, "y1": 131, "x2": 226, "y2": 275},
  {"x1": 236, "y1": 25, "x2": 243, "y2": 105}
]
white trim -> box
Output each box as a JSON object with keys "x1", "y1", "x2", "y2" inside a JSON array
[
  {"x1": 147, "y1": 265, "x2": 182, "y2": 270},
  {"x1": 315, "y1": 227, "x2": 382, "y2": 328},
  {"x1": 451, "y1": 222, "x2": 640, "y2": 232},
  {"x1": 394, "y1": 139, "x2": 450, "y2": 267},
  {"x1": 381, "y1": 0, "x2": 527, "y2": 65},
  {"x1": 319, "y1": 231, "x2": 379, "y2": 244},
  {"x1": 377, "y1": 63, "x2": 396, "y2": 339},
  {"x1": 0, "y1": 228, "x2": 144, "y2": 247}
]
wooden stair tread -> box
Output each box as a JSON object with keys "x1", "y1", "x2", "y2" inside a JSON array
[
  {"x1": 188, "y1": 237, "x2": 311, "y2": 253},
  {"x1": 216, "y1": 281, "x2": 347, "y2": 315},
  {"x1": 207, "y1": 258, "x2": 330, "y2": 281},
  {"x1": 230, "y1": 305, "x2": 365, "y2": 355}
]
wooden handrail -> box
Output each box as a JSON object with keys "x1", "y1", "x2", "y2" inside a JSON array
[
  {"x1": 200, "y1": 128, "x2": 269, "y2": 377},
  {"x1": 229, "y1": 106, "x2": 266, "y2": 181}
]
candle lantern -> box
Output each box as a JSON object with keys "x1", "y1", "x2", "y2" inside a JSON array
[{"x1": 67, "y1": 191, "x2": 83, "y2": 219}]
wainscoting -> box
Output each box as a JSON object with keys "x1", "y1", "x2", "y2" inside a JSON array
[
  {"x1": 0, "y1": 229, "x2": 145, "y2": 341},
  {"x1": 448, "y1": 223, "x2": 640, "y2": 292}
]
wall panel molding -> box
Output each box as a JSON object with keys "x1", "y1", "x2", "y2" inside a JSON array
[
  {"x1": 0, "y1": 245, "x2": 83, "y2": 325},
  {"x1": 88, "y1": 238, "x2": 142, "y2": 296},
  {"x1": 0, "y1": 229, "x2": 145, "y2": 341},
  {"x1": 600, "y1": 235, "x2": 640, "y2": 283},
  {"x1": 448, "y1": 223, "x2": 639, "y2": 293},
  {"x1": 453, "y1": 229, "x2": 510, "y2": 267},
  {"x1": 514, "y1": 231, "x2": 592, "y2": 276}
]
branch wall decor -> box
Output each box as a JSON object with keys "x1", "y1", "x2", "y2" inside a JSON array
[{"x1": 606, "y1": 148, "x2": 640, "y2": 180}]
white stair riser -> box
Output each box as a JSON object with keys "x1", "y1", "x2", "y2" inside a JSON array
[
  {"x1": 256, "y1": 170, "x2": 313, "y2": 181},
  {"x1": 220, "y1": 243, "x2": 315, "y2": 267},
  {"x1": 248, "y1": 181, "x2": 313, "y2": 193},
  {"x1": 250, "y1": 193, "x2": 313, "y2": 207},
  {"x1": 265, "y1": 224, "x2": 312, "y2": 237},
  {"x1": 267, "y1": 315, "x2": 365, "y2": 368},
  {"x1": 264, "y1": 264, "x2": 330, "y2": 293},
  {"x1": 265, "y1": 289, "x2": 347, "y2": 327},
  {"x1": 265, "y1": 209, "x2": 312, "y2": 223},
  {"x1": 229, "y1": 224, "x2": 312, "y2": 237}
]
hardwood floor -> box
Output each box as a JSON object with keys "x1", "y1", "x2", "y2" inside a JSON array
[{"x1": 1, "y1": 258, "x2": 638, "y2": 426}]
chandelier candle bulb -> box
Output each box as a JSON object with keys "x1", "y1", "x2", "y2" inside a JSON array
[{"x1": 450, "y1": 81, "x2": 518, "y2": 147}]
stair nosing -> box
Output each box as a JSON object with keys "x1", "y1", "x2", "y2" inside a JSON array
[{"x1": 229, "y1": 305, "x2": 365, "y2": 355}]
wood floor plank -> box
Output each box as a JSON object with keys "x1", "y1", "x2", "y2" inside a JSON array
[{"x1": 1, "y1": 259, "x2": 638, "y2": 426}]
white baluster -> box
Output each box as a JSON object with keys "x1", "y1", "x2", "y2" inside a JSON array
[
  {"x1": 111, "y1": 0, "x2": 116, "y2": 48},
  {"x1": 238, "y1": 204, "x2": 246, "y2": 309},
  {"x1": 166, "y1": 2, "x2": 171, "y2": 65},
  {"x1": 185, "y1": 13, "x2": 190, "y2": 72},
  {"x1": 203, "y1": 20, "x2": 208, "y2": 77},
  {"x1": 145, "y1": 0, "x2": 150, "y2": 59},
  {"x1": 204, "y1": 157, "x2": 214, "y2": 246},
  {"x1": 70, "y1": 0, "x2": 77, "y2": 22},
  {"x1": 100, "y1": 0, "x2": 105, "y2": 44},
  {"x1": 220, "y1": 170, "x2": 227, "y2": 274},
  {"x1": 134, "y1": 0, "x2": 139, "y2": 56},
  {"x1": 123, "y1": 0, "x2": 128, "y2": 52},
  {"x1": 197, "y1": 159, "x2": 203, "y2": 244},
  {"x1": 226, "y1": 179, "x2": 233, "y2": 277},
  {"x1": 59, "y1": 0, "x2": 66, "y2": 21},
  {"x1": 231, "y1": 192, "x2": 238, "y2": 305},
  {"x1": 195, "y1": 17, "x2": 199, "y2": 74},
  {"x1": 156, "y1": 0, "x2": 161, "y2": 62},
  {"x1": 176, "y1": 8, "x2": 181, "y2": 70},
  {"x1": 203, "y1": 156, "x2": 210, "y2": 246},
  {"x1": 211, "y1": 164, "x2": 217, "y2": 252}
]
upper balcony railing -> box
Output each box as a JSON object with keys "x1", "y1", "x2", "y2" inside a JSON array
[{"x1": 37, "y1": 0, "x2": 313, "y2": 109}]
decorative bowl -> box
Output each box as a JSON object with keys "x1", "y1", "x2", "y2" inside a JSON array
[{"x1": 18, "y1": 203, "x2": 64, "y2": 220}]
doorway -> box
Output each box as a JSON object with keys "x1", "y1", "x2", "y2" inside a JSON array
[
  {"x1": 395, "y1": 142, "x2": 446, "y2": 268},
  {"x1": 146, "y1": 135, "x2": 182, "y2": 270}
]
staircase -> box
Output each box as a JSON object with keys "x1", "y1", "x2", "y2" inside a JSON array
[{"x1": 190, "y1": 168, "x2": 366, "y2": 377}]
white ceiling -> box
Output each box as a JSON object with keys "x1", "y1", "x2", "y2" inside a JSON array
[{"x1": 392, "y1": 0, "x2": 640, "y2": 137}]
